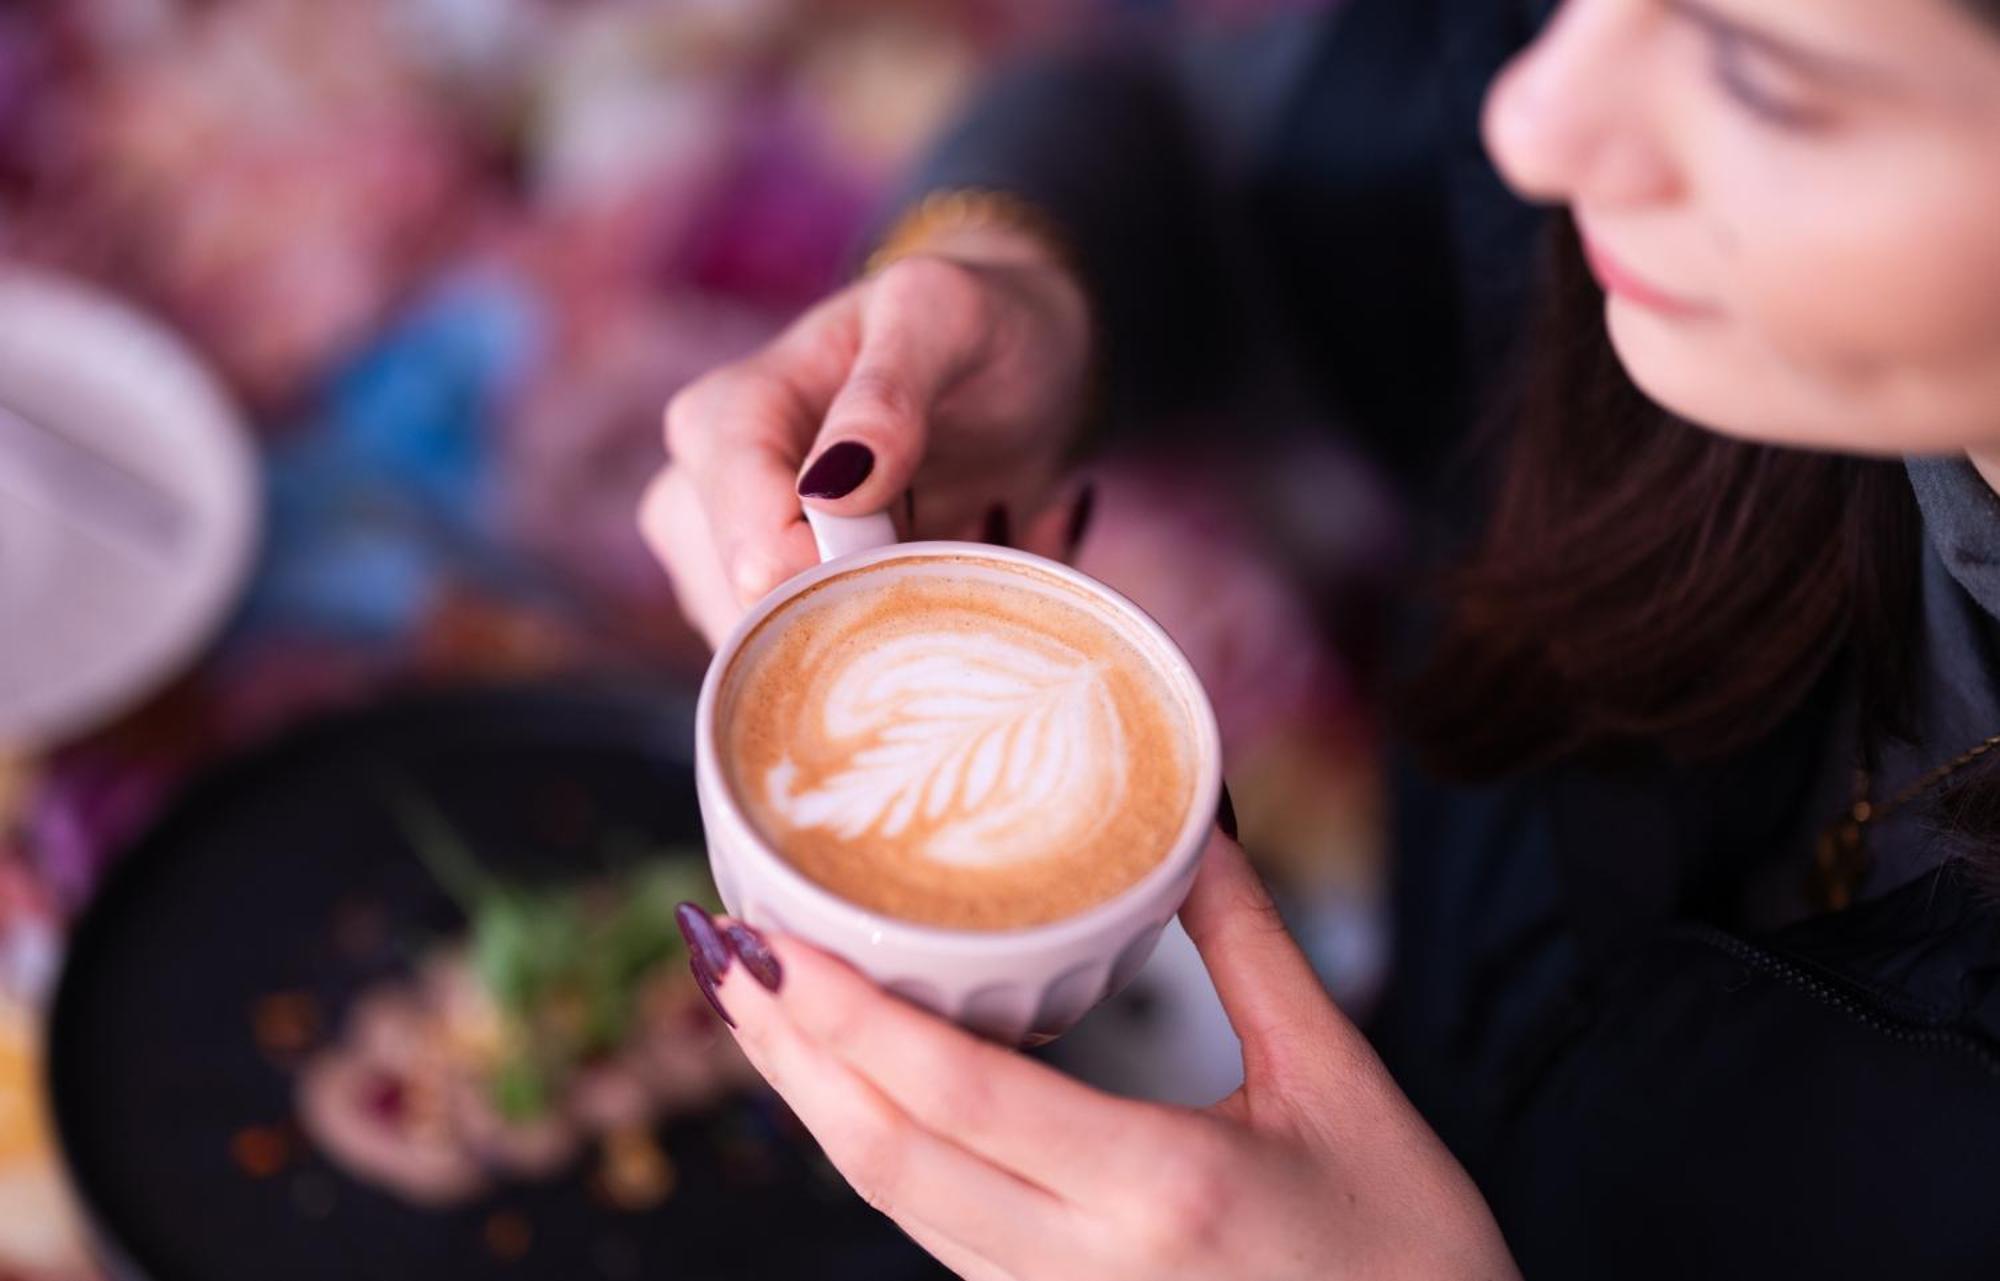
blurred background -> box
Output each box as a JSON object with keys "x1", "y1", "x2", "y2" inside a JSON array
[{"x1": 0, "y1": 1, "x2": 1393, "y2": 1276}]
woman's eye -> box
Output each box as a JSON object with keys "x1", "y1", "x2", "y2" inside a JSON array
[{"x1": 1710, "y1": 33, "x2": 1832, "y2": 131}]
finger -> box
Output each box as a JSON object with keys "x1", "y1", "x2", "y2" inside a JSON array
[
  {"x1": 799, "y1": 258, "x2": 991, "y2": 517},
  {"x1": 896, "y1": 1219, "x2": 1020, "y2": 1281},
  {"x1": 673, "y1": 367, "x2": 827, "y2": 605},
  {"x1": 700, "y1": 418, "x2": 822, "y2": 606},
  {"x1": 716, "y1": 962, "x2": 1068, "y2": 1276},
  {"x1": 1179, "y1": 830, "x2": 1374, "y2": 1088},
  {"x1": 737, "y1": 1023, "x2": 1032, "y2": 1281},
  {"x1": 638, "y1": 466, "x2": 751, "y2": 647},
  {"x1": 1014, "y1": 478, "x2": 1096, "y2": 564},
  {"x1": 763, "y1": 930, "x2": 1170, "y2": 1200},
  {"x1": 666, "y1": 298, "x2": 860, "y2": 606}
]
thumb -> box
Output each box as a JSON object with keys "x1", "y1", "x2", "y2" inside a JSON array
[
  {"x1": 796, "y1": 259, "x2": 984, "y2": 516},
  {"x1": 1180, "y1": 827, "x2": 1373, "y2": 1090}
]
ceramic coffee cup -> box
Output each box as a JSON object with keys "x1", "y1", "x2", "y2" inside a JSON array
[{"x1": 694, "y1": 507, "x2": 1222, "y2": 1045}]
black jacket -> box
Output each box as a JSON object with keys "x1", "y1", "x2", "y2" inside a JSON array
[{"x1": 900, "y1": 1, "x2": 2000, "y2": 1276}]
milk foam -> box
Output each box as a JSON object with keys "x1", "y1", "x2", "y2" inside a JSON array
[
  {"x1": 761, "y1": 629, "x2": 1128, "y2": 867},
  {"x1": 721, "y1": 555, "x2": 1194, "y2": 930}
]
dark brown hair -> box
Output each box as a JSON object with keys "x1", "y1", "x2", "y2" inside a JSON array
[
  {"x1": 1406, "y1": 216, "x2": 1925, "y2": 781},
  {"x1": 1409, "y1": 0, "x2": 2000, "y2": 881}
]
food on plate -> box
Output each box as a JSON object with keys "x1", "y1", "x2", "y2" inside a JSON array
[{"x1": 290, "y1": 799, "x2": 751, "y2": 1207}]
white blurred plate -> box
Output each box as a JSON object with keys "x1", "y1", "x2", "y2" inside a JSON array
[{"x1": 0, "y1": 270, "x2": 258, "y2": 748}]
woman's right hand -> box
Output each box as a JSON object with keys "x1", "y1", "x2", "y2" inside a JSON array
[{"x1": 641, "y1": 225, "x2": 1096, "y2": 647}]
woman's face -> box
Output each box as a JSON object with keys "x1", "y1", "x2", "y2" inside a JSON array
[{"x1": 1484, "y1": 0, "x2": 2000, "y2": 460}]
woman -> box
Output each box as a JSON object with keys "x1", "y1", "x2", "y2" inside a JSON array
[{"x1": 646, "y1": 0, "x2": 2000, "y2": 1275}]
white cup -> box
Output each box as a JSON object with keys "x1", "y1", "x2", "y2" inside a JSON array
[{"x1": 694, "y1": 507, "x2": 1223, "y2": 1045}]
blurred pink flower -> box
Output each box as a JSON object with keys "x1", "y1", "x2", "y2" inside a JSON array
[{"x1": 24, "y1": 0, "x2": 474, "y2": 405}]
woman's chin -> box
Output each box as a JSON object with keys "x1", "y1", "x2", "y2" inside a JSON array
[
  {"x1": 1605, "y1": 303, "x2": 1882, "y2": 455},
  {"x1": 1606, "y1": 301, "x2": 2000, "y2": 459},
  {"x1": 1607, "y1": 308, "x2": 1766, "y2": 439}
]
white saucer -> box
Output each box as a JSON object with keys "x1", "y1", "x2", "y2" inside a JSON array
[{"x1": 0, "y1": 270, "x2": 258, "y2": 749}]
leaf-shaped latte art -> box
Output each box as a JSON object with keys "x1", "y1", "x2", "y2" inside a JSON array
[{"x1": 763, "y1": 630, "x2": 1128, "y2": 866}]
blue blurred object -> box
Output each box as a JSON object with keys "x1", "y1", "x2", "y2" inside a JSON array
[
  {"x1": 245, "y1": 268, "x2": 546, "y2": 642},
  {"x1": 327, "y1": 269, "x2": 542, "y2": 517}
]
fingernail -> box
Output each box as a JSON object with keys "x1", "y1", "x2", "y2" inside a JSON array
[
  {"x1": 981, "y1": 503, "x2": 1011, "y2": 548},
  {"x1": 722, "y1": 921, "x2": 784, "y2": 993},
  {"x1": 675, "y1": 902, "x2": 734, "y2": 981},
  {"x1": 1217, "y1": 781, "x2": 1238, "y2": 840},
  {"x1": 797, "y1": 441, "x2": 874, "y2": 499},
  {"x1": 1064, "y1": 483, "x2": 1096, "y2": 559},
  {"x1": 689, "y1": 957, "x2": 734, "y2": 1028}
]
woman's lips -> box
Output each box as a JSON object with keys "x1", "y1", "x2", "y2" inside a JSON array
[{"x1": 1580, "y1": 232, "x2": 1716, "y2": 319}]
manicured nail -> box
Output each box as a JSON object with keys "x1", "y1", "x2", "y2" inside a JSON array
[
  {"x1": 797, "y1": 441, "x2": 874, "y2": 499},
  {"x1": 1064, "y1": 483, "x2": 1096, "y2": 559},
  {"x1": 981, "y1": 503, "x2": 1011, "y2": 548},
  {"x1": 1217, "y1": 781, "x2": 1238, "y2": 840},
  {"x1": 722, "y1": 921, "x2": 784, "y2": 993},
  {"x1": 689, "y1": 958, "x2": 734, "y2": 1028},
  {"x1": 676, "y1": 902, "x2": 734, "y2": 981}
]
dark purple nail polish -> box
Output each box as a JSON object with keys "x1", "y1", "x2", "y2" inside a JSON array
[
  {"x1": 981, "y1": 503, "x2": 1011, "y2": 548},
  {"x1": 689, "y1": 957, "x2": 735, "y2": 1028},
  {"x1": 1064, "y1": 483, "x2": 1096, "y2": 559},
  {"x1": 797, "y1": 441, "x2": 874, "y2": 499},
  {"x1": 676, "y1": 902, "x2": 734, "y2": 981},
  {"x1": 722, "y1": 921, "x2": 784, "y2": 993},
  {"x1": 1217, "y1": 781, "x2": 1238, "y2": 840}
]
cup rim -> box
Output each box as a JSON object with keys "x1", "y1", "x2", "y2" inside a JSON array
[{"x1": 695, "y1": 539, "x2": 1223, "y2": 955}]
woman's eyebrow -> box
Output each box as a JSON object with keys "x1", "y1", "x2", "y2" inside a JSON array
[{"x1": 1666, "y1": 0, "x2": 1894, "y2": 89}]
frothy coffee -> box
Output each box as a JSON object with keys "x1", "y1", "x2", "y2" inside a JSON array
[{"x1": 719, "y1": 555, "x2": 1196, "y2": 929}]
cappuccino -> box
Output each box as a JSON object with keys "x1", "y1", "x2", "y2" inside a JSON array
[{"x1": 718, "y1": 555, "x2": 1196, "y2": 929}]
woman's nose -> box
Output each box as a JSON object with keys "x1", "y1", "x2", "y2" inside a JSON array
[{"x1": 1483, "y1": 0, "x2": 1681, "y2": 210}]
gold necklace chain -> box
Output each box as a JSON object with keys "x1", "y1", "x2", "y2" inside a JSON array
[{"x1": 1810, "y1": 732, "x2": 2000, "y2": 912}]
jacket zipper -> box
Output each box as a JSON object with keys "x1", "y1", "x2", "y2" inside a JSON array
[{"x1": 1679, "y1": 924, "x2": 2000, "y2": 1079}]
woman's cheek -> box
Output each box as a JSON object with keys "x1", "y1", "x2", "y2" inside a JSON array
[
  {"x1": 1713, "y1": 145, "x2": 2000, "y2": 448},
  {"x1": 1747, "y1": 134, "x2": 2000, "y2": 365}
]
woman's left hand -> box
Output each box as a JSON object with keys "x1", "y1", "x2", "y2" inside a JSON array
[{"x1": 679, "y1": 833, "x2": 1520, "y2": 1281}]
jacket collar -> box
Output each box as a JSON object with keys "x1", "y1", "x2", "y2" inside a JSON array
[{"x1": 1909, "y1": 456, "x2": 2000, "y2": 624}]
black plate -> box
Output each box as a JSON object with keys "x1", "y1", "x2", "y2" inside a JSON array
[{"x1": 48, "y1": 682, "x2": 949, "y2": 1281}]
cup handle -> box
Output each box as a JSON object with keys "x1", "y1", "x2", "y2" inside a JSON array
[{"x1": 804, "y1": 507, "x2": 899, "y2": 563}]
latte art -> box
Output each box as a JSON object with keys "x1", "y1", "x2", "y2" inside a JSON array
[
  {"x1": 763, "y1": 630, "x2": 1128, "y2": 867},
  {"x1": 721, "y1": 556, "x2": 1195, "y2": 929}
]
